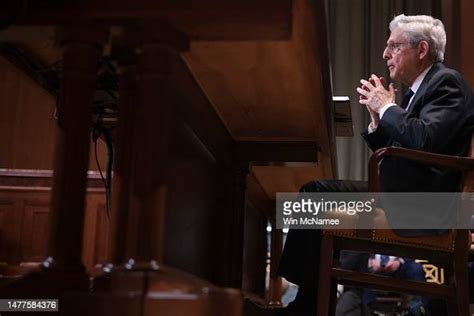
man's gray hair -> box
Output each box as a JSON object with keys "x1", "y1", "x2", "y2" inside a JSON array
[{"x1": 389, "y1": 14, "x2": 446, "y2": 62}]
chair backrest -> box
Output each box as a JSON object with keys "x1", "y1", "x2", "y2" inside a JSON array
[
  {"x1": 455, "y1": 132, "x2": 474, "y2": 254},
  {"x1": 368, "y1": 131, "x2": 474, "y2": 252},
  {"x1": 461, "y1": 133, "x2": 474, "y2": 192}
]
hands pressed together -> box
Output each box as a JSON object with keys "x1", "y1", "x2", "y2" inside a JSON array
[{"x1": 357, "y1": 74, "x2": 397, "y2": 129}]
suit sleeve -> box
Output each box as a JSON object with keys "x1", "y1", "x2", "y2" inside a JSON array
[
  {"x1": 376, "y1": 71, "x2": 473, "y2": 152},
  {"x1": 361, "y1": 128, "x2": 390, "y2": 152}
]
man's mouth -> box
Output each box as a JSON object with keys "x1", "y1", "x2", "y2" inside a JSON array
[{"x1": 388, "y1": 65, "x2": 394, "y2": 71}]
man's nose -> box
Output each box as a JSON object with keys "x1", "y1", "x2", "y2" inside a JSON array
[{"x1": 382, "y1": 47, "x2": 391, "y2": 60}]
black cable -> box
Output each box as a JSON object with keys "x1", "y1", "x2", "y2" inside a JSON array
[
  {"x1": 102, "y1": 128, "x2": 114, "y2": 216},
  {"x1": 90, "y1": 57, "x2": 118, "y2": 219},
  {"x1": 93, "y1": 112, "x2": 112, "y2": 218},
  {"x1": 93, "y1": 130, "x2": 106, "y2": 187}
]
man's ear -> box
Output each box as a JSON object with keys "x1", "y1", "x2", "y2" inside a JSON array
[{"x1": 418, "y1": 41, "x2": 430, "y2": 59}]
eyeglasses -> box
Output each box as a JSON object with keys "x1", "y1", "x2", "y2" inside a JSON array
[{"x1": 385, "y1": 42, "x2": 411, "y2": 54}]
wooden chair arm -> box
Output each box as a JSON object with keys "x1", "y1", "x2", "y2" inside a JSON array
[{"x1": 368, "y1": 147, "x2": 474, "y2": 192}]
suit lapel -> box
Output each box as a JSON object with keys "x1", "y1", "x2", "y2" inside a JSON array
[{"x1": 406, "y1": 62, "x2": 443, "y2": 114}]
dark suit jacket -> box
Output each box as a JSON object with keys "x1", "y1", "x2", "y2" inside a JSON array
[{"x1": 361, "y1": 62, "x2": 474, "y2": 235}]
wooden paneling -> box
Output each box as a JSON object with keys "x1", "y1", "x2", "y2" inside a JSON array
[
  {"x1": 163, "y1": 117, "x2": 221, "y2": 282},
  {"x1": 0, "y1": 190, "x2": 51, "y2": 264},
  {"x1": 184, "y1": 40, "x2": 320, "y2": 139},
  {"x1": 0, "y1": 198, "x2": 21, "y2": 263},
  {"x1": 0, "y1": 56, "x2": 56, "y2": 169},
  {"x1": 21, "y1": 198, "x2": 50, "y2": 262},
  {"x1": 183, "y1": 0, "x2": 336, "y2": 181},
  {"x1": 170, "y1": 58, "x2": 234, "y2": 166},
  {"x1": 0, "y1": 56, "x2": 108, "y2": 171},
  {"x1": 82, "y1": 191, "x2": 109, "y2": 273},
  {"x1": 181, "y1": 0, "x2": 333, "y2": 140},
  {"x1": 0, "y1": 172, "x2": 106, "y2": 275}
]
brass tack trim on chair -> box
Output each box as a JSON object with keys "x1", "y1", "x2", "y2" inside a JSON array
[
  {"x1": 322, "y1": 229, "x2": 356, "y2": 237},
  {"x1": 370, "y1": 235, "x2": 454, "y2": 252}
]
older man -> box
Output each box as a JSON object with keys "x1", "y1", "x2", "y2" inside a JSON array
[
  {"x1": 360, "y1": 15, "x2": 473, "y2": 197},
  {"x1": 278, "y1": 14, "x2": 474, "y2": 316}
]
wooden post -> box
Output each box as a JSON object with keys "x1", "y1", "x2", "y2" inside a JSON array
[
  {"x1": 107, "y1": 59, "x2": 138, "y2": 264},
  {"x1": 47, "y1": 25, "x2": 108, "y2": 270},
  {"x1": 268, "y1": 220, "x2": 283, "y2": 306},
  {"x1": 227, "y1": 162, "x2": 250, "y2": 288},
  {"x1": 122, "y1": 25, "x2": 189, "y2": 263}
]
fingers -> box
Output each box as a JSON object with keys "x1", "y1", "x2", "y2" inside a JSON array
[
  {"x1": 362, "y1": 83, "x2": 369, "y2": 92},
  {"x1": 368, "y1": 75, "x2": 387, "y2": 88},
  {"x1": 388, "y1": 83, "x2": 395, "y2": 94},
  {"x1": 356, "y1": 87, "x2": 369, "y2": 99},
  {"x1": 359, "y1": 75, "x2": 384, "y2": 94},
  {"x1": 360, "y1": 79, "x2": 375, "y2": 90},
  {"x1": 358, "y1": 93, "x2": 369, "y2": 105},
  {"x1": 357, "y1": 87, "x2": 368, "y2": 96},
  {"x1": 358, "y1": 94, "x2": 368, "y2": 105},
  {"x1": 358, "y1": 75, "x2": 393, "y2": 104},
  {"x1": 370, "y1": 74, "x2": 382, "y2": 87},
  {"x1": 359, "y1": 81, "x2": 369, "y2": 100},
  {"x1": 358, "y1": 79, "x2": 373, "y2": 101}
]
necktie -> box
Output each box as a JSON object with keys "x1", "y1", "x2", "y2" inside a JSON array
[
  {"x1": 400, "y1": 88, "x2": 414, "y2": 110},
  {"x1": 380, "y1": 255, "x2": 390, "y2": 268}
]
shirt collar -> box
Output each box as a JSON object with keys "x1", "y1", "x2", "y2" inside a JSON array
[{"x1": 410, "y1": 64, "x2": 433, "y2": 95}]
